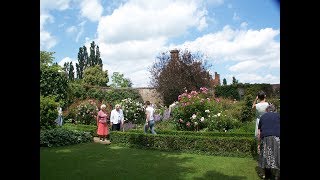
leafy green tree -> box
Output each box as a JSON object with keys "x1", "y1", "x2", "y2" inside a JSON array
[
  {"x1": 40, "y1": 51, "x2": 55, "y2": 67},
  {"x1": 69, "y1": 62, "x2": 75, "y2": 81},
  {"x1": 149, "y1": 49, "x2": 212, "y2": 106},
  {"x1": 232, "y1": 76, "x2": 239, "y2": 85},
  {"x1": 89, "y1": 41, "x2": 96, "y2": 66},
  {"x1": 96, "y1": 45, "x2": 103, "y2": 68},
  {"x1": 76, "y1": 46, "x2": 89, "y2": 79},
  {"x1": 83, "y1": 65, "x2": 108, "y2": 86},
  {"x1": 223, "y1": 78, "x2": 227, "y2": 85},
  {"x1": 110, "y1": 72, "x2": 133, "y2": 88},
  {"x1": 40, "y1": 51, "x2": 69, "y2": 107},
  {"x1": 63, "y1": 62, "x2": 75, "y2": 81},
  {"x1": 76, "y1": 42, "x2": 104, "y2": 79}
]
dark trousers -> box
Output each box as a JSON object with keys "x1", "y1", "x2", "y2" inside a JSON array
[{"x1": 112, "y1": 123, "x2": 120, "y2": 131}]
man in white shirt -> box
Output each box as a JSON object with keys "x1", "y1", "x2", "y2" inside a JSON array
[
  {"x1": 110, "y1": 104, "x2": 124, "y2": 131},
  {"x1": 144, "y1": 101, "x2": 157, "y2": 134}
]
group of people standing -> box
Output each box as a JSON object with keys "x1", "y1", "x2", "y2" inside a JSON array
[
  {"x1": 96, "y1": 104, "x2": 125, "y2": 142},
  {"x1": 96, "y1": 100, "x2": 157, "y2": 142},
  {"x1": 252, "y1": 91, "x2": 280, "y2": 180}
]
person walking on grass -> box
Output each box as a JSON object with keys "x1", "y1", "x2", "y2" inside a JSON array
[
  {"x1": 144, "y1": 101, "x2": 157, "y2": 134},
  {"x1": 96, "y1": 104, "x2": 109, "y2": 141}
]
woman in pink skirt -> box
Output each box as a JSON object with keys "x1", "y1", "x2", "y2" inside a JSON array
[{"x1": 96, "y1": 104, "x2": 109, "y2": 141}]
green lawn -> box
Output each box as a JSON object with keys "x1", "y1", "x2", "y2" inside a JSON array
[{"x1": 40, "y1": 143, "x2": 260, "y2": 180}]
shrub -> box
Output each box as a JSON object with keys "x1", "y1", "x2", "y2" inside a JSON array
[
  {"x1": 120, "y1": 98, "x2": 145, "y2": 124},
  {"x1": 207, "y1": 111, "x2": 241, "y2": 132},
  {"x1": 172, "y1": 87, "x2": 221, "y2": 131},
  {"x1": 40, "y1": 127, "x2": 93, "y2": 147},
  {"x1": 75, "y1": 99, "x2": 99, "y2": 125},
  {"x1": 40, "y1": 95, "x2": 59, "y2": 130}
]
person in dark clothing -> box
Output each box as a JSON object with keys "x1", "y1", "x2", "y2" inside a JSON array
[{"x1": 258, "y1": 104, "x2": 280, "y2": 180}]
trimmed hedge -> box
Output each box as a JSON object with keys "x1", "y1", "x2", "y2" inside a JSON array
[
  {"x1": 109, "y1": 131, "x2": 257, "y2": 157},
  {"x1": 40, "y1": 127, "x2": 93, "y2": 147},
  {"x1": 126, "y1": 129, "x2": 254, "y2": 138},
  {"x1": 62, "y1": 123, "x2": 98, "y2": 136}
]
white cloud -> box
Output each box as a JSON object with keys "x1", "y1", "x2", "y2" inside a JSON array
[
  {"x1": 40, "y1": 0, "x2": 71, "y2": 11},
  {"x1": 233, "y1": 12, "x2": 240, "y2": 21},
  {"x1": 92, "y1": 0, "x2": 213, "y2": 87},
  {"x1": 176, "y1": 26, "x2": 279, "y2": 63},
  {"x1": 66, "y1": 26, "x2": 77, "y2": 34},
  {"x1": 171, "y1": 25, "x2": 279, "y2": 84},
  {"x1": 40, "y1": 0, "x2": 73, "y2": 50},
  {"x1": 198, "y1": 17, "x2": 208, "y2": 31},
  {"x1": 55, "y1": 0, "x2": 279, "y2": 87},
  {"x1": 40, "y1": 13, "x2": 57, "y2": 50},
  {"x1": 96, "y1": 37, "x2": 167, "y2": 87},
  {"x1": 240, "y1": 22, "x2": 248, "y2": 29},
  {"x1": 97, "y1": 0, "x2": 207, "y2": 43},
  {"x1": 80, "y1": 0, "x2": 103, "y2": 22},
  {"x1": 235, "y1": 73, "x2": 279, "y2": 84},
  {"x1": 40, "y1": 31, "x2": 58, "y2": 50},
  {"x1": 229, "y1": 60, "x2": 264, "y2": 72},
  {"x1": 206, "y1": 0, "x2": 224, "y2": 6}
]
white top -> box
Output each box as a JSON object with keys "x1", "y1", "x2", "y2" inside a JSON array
[
  {"x1": 110, "y1": 109, "x2": 124, "y2": 124},
  {"x1": 254, "y1": 102, "x2": 269, "y2": 137},
  {"x1": 255, "y1": 102, "x2": 269, "y2": 118},
  {"x1": 146, "y1": 106, "x2": 154, "y2": 121},
  {"x1": 58, "y1": 107, "x2": 62, "y2": 116}
]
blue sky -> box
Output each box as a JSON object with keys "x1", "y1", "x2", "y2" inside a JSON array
[{"x1": 40, "y1": 0, "x2": 280, "y2": 87}]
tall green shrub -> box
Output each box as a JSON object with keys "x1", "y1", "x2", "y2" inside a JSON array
[{"x1": 40, "y1": 95, "x2": 59, "y2": 130}]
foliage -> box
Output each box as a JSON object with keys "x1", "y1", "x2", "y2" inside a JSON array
[
  {"x1": 241, "y1": 83, "x2": 274, "y2": 99},
  {"x1": 239, "y1": 95, "x2": 255, "y2": 122},
  {"x1": 228, "y1": 121, "x2": 256, "y2": 133},
  {"x1": 40, "y1": 95, "x2": 59, "y2": 130},
  {"x1": 76, "y1": 45, "x2": 88, "y2": 79},
  {"x1": 119, "y1": 98, "x2": 145, "y2": 124},
  {"x1": 62, "y1": 123, "x2": 97, "y2": 137},
  {"x1": 76, "y1": 41, "x2": 105, "y2": 80},
  {"x1": 67, "y1": 81, "x2": 87, "y2": 102},
  {"x1": 149, "y1": 49, "x2": 213, "y2": 106},
  {"x1": 232, "y1": 76, "x2": 239, "y2": 85},
  {"x1": 63, "y1": 61, "x2": 75, "y2": 81},
  {"x1": 222, "y1": 78, "x2": 227, "y2": 85},
  {"x1": 111, "y1": 132, "x2": 256, "y2": 157},
  {"x1": 105, "y1": 88, "x2": 143, "y2": 105},
  {"x1": 171, "y1": 87, "x2": 245, "y2": 132},
  {"x1": 214, "y1": 85, "x2": 240, "y2": 100},
  {"x1": 207, "y1": 111, "x2": 241, "y2": 131},
  {"x1": 83, "y1": 65, "x2": 108, "y2": 86},
  {"x1": 40, "y1": 51, "x2": 69, "y2": 107},
  {"x1": 172, "y1": 87, "x2": 218, "y2": 131},
  {"x1": 40, "y1": 127, "x2": 92, "y2": 147},
  {"x1": 75, "y1": 99, "x2": 99, "y2": 125},
  {"x1": 110, "y1": 72, "x2": 133, "y2": 88},
  {"x1": 40, "y1": 51, "x2": 55, "y2": 67},
  {"x1": 153, "y1": 120, "x2": 176, "y2": 131},
  {"x1": 267, "y1": 97, "x2": 280, "y2": 113}
]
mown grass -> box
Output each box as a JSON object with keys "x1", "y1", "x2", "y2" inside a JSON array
[{"x1": 40, "y1": 142, "x2": 259, "y2": 180}]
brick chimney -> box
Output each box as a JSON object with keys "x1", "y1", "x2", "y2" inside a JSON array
[
  {"x1": 170, "y1": 49, "x2": 179, "y2": 61},
  {"x1": 212, "y1": 72, "x2": 220, "y2": 86}
]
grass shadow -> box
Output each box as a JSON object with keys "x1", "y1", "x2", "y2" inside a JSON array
[
  {"x1": 193, "y1": 170, "x2": 247, "y2": 180},
  {"x1": 41, "y1": 143, "x2": 196, "y2": 180}
]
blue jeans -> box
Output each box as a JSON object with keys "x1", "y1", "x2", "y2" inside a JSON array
[{"x1": 144, "y1": 120, "x2": 157, "y2": 134}]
